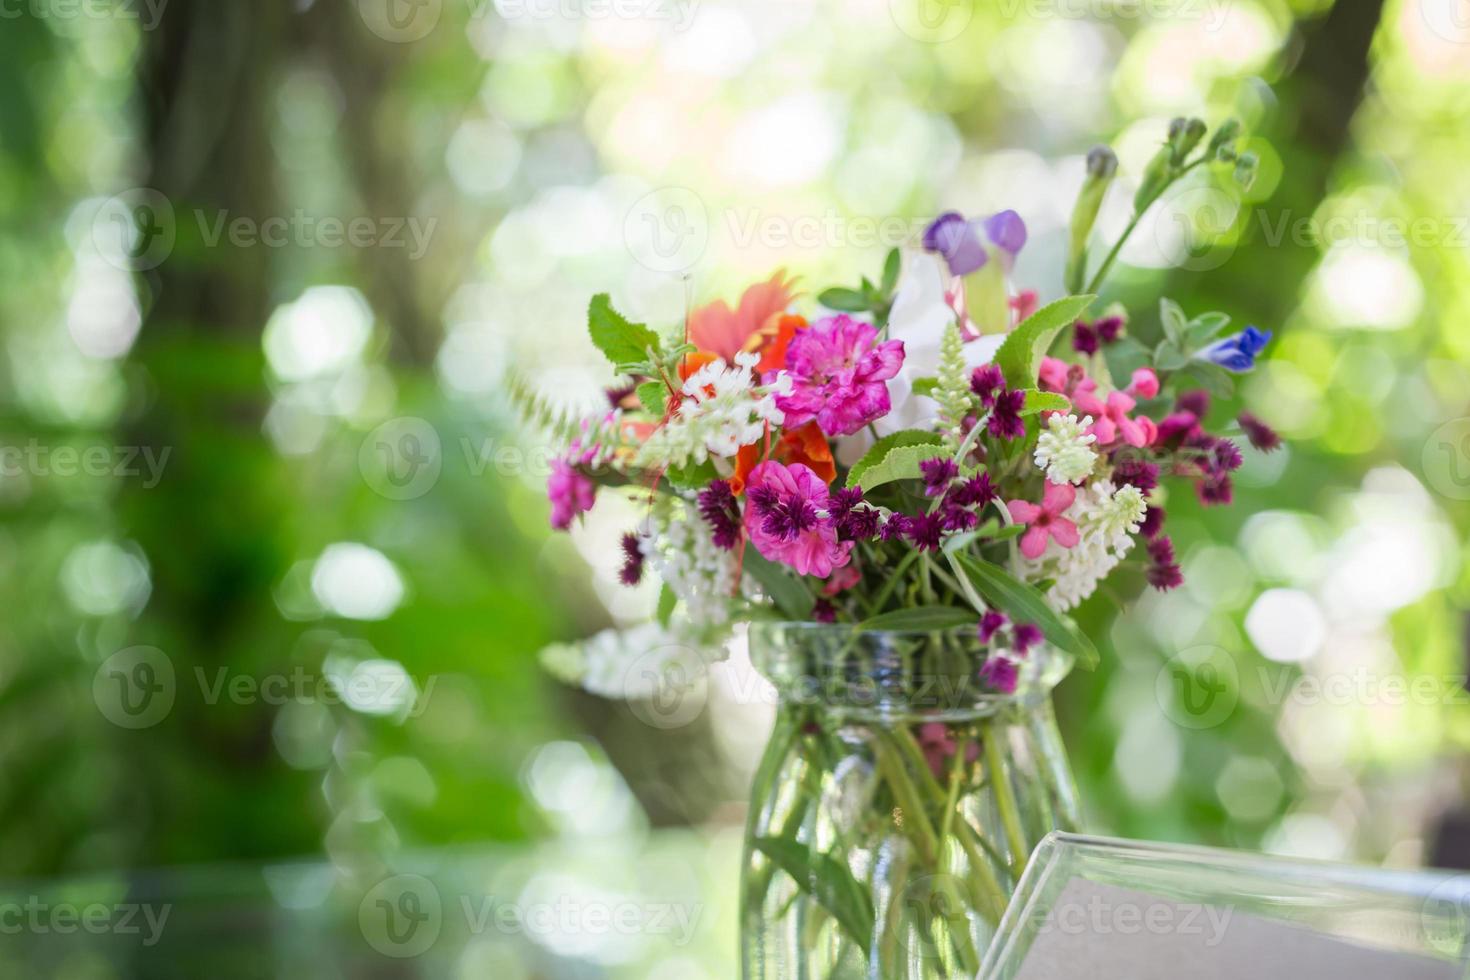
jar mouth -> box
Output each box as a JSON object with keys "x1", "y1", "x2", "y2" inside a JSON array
[{"x1": 747, "y1": 620, "x2": 1072, "y2": 719}]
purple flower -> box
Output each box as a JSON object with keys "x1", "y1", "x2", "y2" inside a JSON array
[
  {"x1": 904, "y1": 512, "x2": 945, "y2": 552},
  {"x1": 1095, "y1": 315, "x2": 1125, "y2": 344},
  {"x1": 970, "y1": 364, "x2": 1004, "y2": 406},
  {"x1": 771, "y1": 315, "x2": 905, "y2": 437},
  {"x1": 840, "y1": 507, "x2": 881, "y2": 541},
  {"x1": 1138, "y1": 505, "x2": 1166, "y2": 540},
  {"x1": 978, "y1": 610, "x2": 1008, "y2": 643},
  {"x1": 1175, "y1": 389, "x2": 1210, "y2": 418},
  {"x1": 880, "y1": 514, "x2": 910, "y2": 542},
  {"x1": 1198, "y1": 325, "x2": 1272, "y2": 372},
  {"x1": 1197, "y1": 473, "x2": 1234, "y2": 507},
  {"x1": 979, "y1": 655, "x2": 1019, "y2": 694},
  {"x1": 1112, "y1": 456, "x2": 1160, "y2": 492},
  {"x1": 920, "y1": 457, "x2": 959, "y2": 497},
  {"x1": 922, "y1": 210, "x2": 1028, "y2": 278},
  {"x1": 1213, "y1": 439, "x2": 1243, "y2": 473},
  {"x1": 988, "y1": 388, "x2": 1027, "y2": 441},
  {"x1": 939, "y1": 502, "x2": 979, "y2": 532},
  {"x1": 1072, "y1": 321, "x2": 1099, "y2": 356},
  {"x1": 1146, "y1": 536, "x2": 1183, "y2": 591},
  {"x1": 813, "y1": 598, "x2": 837, "y2": 624},
  {"x1": 1153, "y1": 411, "x2": 1200, "y2": 448},
  {"x1": 619, "y1": 533, "x2": 644, "y2": 586},
  {"x1": 828, "y1": 486, "x2": 864, "y2": 521},
  {"x1": 949, "y1": 473, "x2": 996, "y2": 509},
  {"x1": 1238, "y1": 412, "x2": 1281, "y2": 452},
  {"x1": 1012, "y1": 624, "x2": 1042, "y2": 656},
  {"x1": 697, "y1": 480, "x2": 742, "y2": 550},
  {"x1": 548, "y1": 460, "x2": 596, "y2": 530}
]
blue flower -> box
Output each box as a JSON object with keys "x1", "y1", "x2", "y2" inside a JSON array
[{"x1": 1197, "y1": 325, "x2": 1272, "y2": 372}]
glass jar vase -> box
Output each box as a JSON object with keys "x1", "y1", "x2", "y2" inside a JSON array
[{"x1": 740, "y1": 623, "x2": 1082, "y2": 980}]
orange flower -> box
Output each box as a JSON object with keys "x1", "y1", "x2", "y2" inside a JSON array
[
  {"x1": 745, "y1": 313, "x2": 806, "y2": 374},
  {"x1": 687, "y1": 271, "x2": 797, "y2": 363},
  {"x1": 730, "y1": 420, "x2": 835, "y2": 496}
]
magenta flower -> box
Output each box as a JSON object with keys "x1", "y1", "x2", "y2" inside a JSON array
[
  {"x1": 744, "y1": 460, "x2": 854, "y2": 578},
  {"x1": 978, "y1": 610, "x2": 1008, "y2": 644},
  {"x1": 1238, "y1": 412, "x2": 1281, "y2": 452},
  {"x1": 1075, "y1": 388, "x2": 1152, "y2": 448},
  {"x1": 769, "y1": 315, "x2": 904, "y2": 437},
  {"x1": 1127, "y1": 367, "x2": 1160, "y2": 400},
  {"x1": 548, "y1": 460, "x2": 596, "y2": 530},
  {"x1": 1007, "y1": 482, "x2": 1080, "y2": 559},
  {"x1": 979, "y1": 656, "x2": 1019, "y2": 695},
  {"x1": 917, "y1": 721, "x2": 981, "y2": 778}
]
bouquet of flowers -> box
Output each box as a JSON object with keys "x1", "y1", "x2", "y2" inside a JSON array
[{"x1": 525, "y1": 117, "x2": 1281, "y2": 976}]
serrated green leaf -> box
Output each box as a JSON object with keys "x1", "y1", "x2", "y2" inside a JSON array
[
  {"x1": 818, "y1": 287, "x2": 869, "y2": 313},
  {"x1": 636, "y1": 381, "x2": 668, "y2": 416},
  {"x1": 1159, "y1": 298, "x2": 1187, "y2": 346},
  {"x1": 855, "y1": 444, "x2": 948, "y2": 493},
  {"x1": 742, "y1": 548, "x2": 815, "y2": 620},
  {"x1": 588, "y1": 294, "x2": 661, "y2": 372},
  {"x1": 881, "y1": 248, "x2": 901, "y2": 295},
  {"x1": 1021, "y1": 390, "x2": 1070, "y2": 416},
  {"x1": 857, "y1": 605, "x2": 979, "y2": 632},
  {"x1": 845, "y1": 430, "x2": 943, "y2": 488},
  {"x1": 995, "y1": 294, "x2": 1096, "y2": 389},
  {"x1": 955, "y1": 556, "x2": 1099, "y2": 670},
  {"x1": 754, "y1": 838, "x2": 874, "y2": 951}
]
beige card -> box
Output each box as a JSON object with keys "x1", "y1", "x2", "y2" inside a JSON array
[{"x1": 1012, "y1": 878, "x2": 1460, "y2": 980}]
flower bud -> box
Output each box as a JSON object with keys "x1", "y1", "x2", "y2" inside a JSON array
[
  {"x1": 1066, "y1": 146, "x2": 1119, "y2": 291},
  {"x1": 1208, "y1": 118, "x2": 1242, "y2": 156},
  {"x1": 1234, "y1": 151, "x2": 1259, "y2": 192},
  {"x1": 1133, "y1": 144, "x2": 1175, "y2": 213},
  {"x1": 1169, "y1": 117, "x2": 1207, "y2": 164}
]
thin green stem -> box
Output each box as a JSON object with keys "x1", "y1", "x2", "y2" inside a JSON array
[{"x1": 985, "y1": 719, "x2": 1031, "y2": 882}]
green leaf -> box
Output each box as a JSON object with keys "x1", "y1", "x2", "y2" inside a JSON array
[
  {"x1": 988, "y1": 523, "x2": 1026, "y2": 542},
  {"x1": 857, "y1": 605, "x2": 979, "y2": 632},
  {"x1": 994, "y1": 294, "x2": 1096, "y2": 389},
  {"x1": 656, "y1": 584, "x2": 677, "y2": 627},
  {"x1": 818, "y1": 287, "x2": 869, "y2": 313},
  {"x1": 955, "y1": 556, "x2": 1100, "y2": 670},
  {"x1": 1020, "y1": 390, "x2": 1070, "y2": 416},
  {"x1": 588, "y1": 294, "x2": 661, "y2": 372},
  {"x1": 1153, "y1": 340, "x2": 1189, "y2": 372},
  {"x1": 754, "y1": 838, "x2": 874, "y2": 950},
  {"x1": 1181, "y1": 360, "x2": 1237, "y2": 399},
  {"x1": 845, "y1": 430, "x2": 943, "y2": 489},
  {"x1": 910, "y1": 377, "x2": 940, "y2": 398},
  {"x1": 854, "y1": 444, "x2": 948, "y2": 493},
  {"x1": 636, "y1": 381, "x2": 668, "y2": 416},
  {"x1": 1159, "y1": 298, "x2": 1187, "y2": 346},
  {"x1": 881, "y1": 247, "x2": 901, "y2": 295},
  {"x1": 1184, "y1": 311, "x2": 1231, "y2": 348},
  {"x1": 742, "y1": 548, "x2": 815, "y2": 620},
  {"x1": 664, "y1": 459, "x2": 717, "y2": 489}
]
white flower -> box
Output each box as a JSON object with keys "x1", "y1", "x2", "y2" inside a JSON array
[
  {"x1": 638, "y1": 499, "x2": 755, "y2": 633},
  {"x1": 637, "y1": 352, "x2": 785, "y2": 468},
  {"x1": 1017, "y1": 479, "x2": 1147, "y2": 611},
  {"x1": 1033, "y1": 413, "x2": 1098, "y2": 485}
]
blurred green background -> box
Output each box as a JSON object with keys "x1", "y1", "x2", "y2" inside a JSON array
[{"x1": 1, "y1": 0, "x2": 1468, "y2": 973}]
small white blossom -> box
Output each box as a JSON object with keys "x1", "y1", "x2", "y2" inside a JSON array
[
  {"x1": 1017, "y1": 479, "x2": 1146, "y2": 611},
  {"x1": 539, "y1": 623, "x2": 705, "y2": 700},
  {"x1": 636, "y1": 352, "x2": 785, "y2": 468},
  {"x1": 1033, "y1": 413, "x2": 1098, "y2": 485},
  {"x1": 638, "y1": 498, "x2": 755, "y2": 632}
]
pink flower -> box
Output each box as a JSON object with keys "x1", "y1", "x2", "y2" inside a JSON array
[
  {"x1": 548, "y1": 460, "x2": 596, "y2": 530},
  {"x1": 1075, "y1": 389, "x2": 1151, "y2": 448},
  {"x1": 823, "y1": 563, "x2": 862, "y2": 595},
  {"x1": 744, "y1": 460, "x2": 854, "y2": 577},
  {"x1": 1007, "y1": 482, "x2": 1080, "y2": 559},
  {"x1": 1010, "y1": 289, "x2": 1039, "y2": 324},
  {"x1": 1127, "y1": 367, "x2": 1160, "y2": 400},
  {"x1": 770, "y1": 314, "x2": 904, "y2": 437},
  {"x1": 917, "y1": 721, "x2": 981, "y2": 778},
  {"x1": 1037, "y1": 356, "x2": 1069, "y2": 393}
]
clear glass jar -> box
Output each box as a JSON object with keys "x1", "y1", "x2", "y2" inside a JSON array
[{"x1": 740, "y1": 623, "x2": 1082, "y2": 980}]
